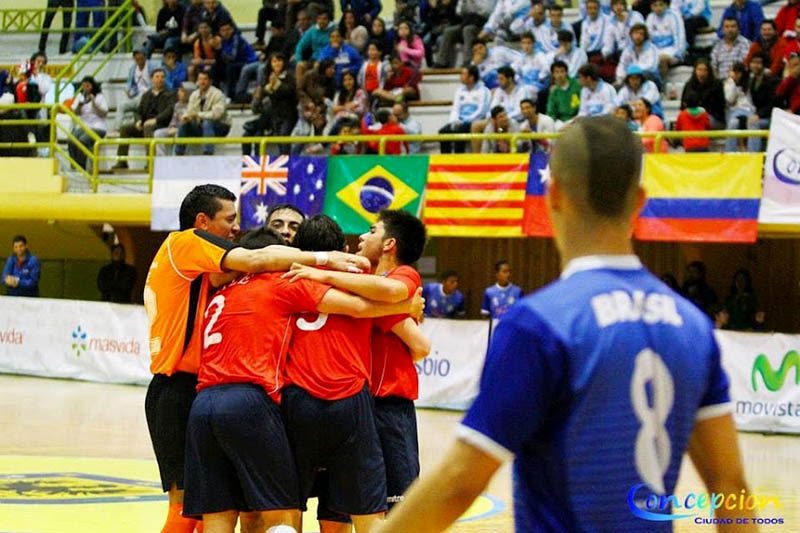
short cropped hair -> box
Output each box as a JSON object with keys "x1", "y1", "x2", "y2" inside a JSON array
[
  {"x1": 238, "y1": 227, "x2": 286, "y2": 249},
  {"x1": 378, "y1": 210, "x2": 427, "y2": 265},
  {"x1": 267, "y1": 203, "x2": 306, "y2": 223},
  {"x1": 294, "y1": 214, "x2": 346, "y2": 252},
  {"x1": 178, "y1": 184, "x2": 236, "y2": 230},
  {"x1": 12, "y1": 235, "x2": 27, "y2": 245},
  {"x1": 441, "y1": 269, "x2": 458, "y2": 281},
  {"x1": 490, "y1": 105, "x2": 506, "y2": 118},
  {"x1": 494, "y1": 259, "x2": 509, "y2": 272}
]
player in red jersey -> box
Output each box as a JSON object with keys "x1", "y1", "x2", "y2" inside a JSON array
[
  {"x1": 284, "y1": 209, "x2": 429, "y2": 509},
  {"x1": 184, "y1": 227, "x2": 424, "y2": 533}
]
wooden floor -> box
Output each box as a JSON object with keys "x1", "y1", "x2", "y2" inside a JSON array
[{"x1": 0, "y1": 374, "x2": 797, "y2": 532}]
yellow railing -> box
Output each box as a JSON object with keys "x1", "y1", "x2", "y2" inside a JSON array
[{"x1": 0, "y1": 6, "x2": 120, "y2": 33}]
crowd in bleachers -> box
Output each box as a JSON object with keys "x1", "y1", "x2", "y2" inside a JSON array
[{"x1": 2, "y1": 0, "x2": 800, "y2": 161}]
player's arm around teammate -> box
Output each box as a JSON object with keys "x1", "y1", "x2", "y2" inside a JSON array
[{"x1": 284, "y1": 263, "x2": 413, "y2": 302}]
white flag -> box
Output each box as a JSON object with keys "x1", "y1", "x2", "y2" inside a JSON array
[
  {"x1": 151, "y1": 156, "x2": 241, "y2": 231},
  {"x1": 758, "y1": 109, "x2": 800, "y2": 225}
]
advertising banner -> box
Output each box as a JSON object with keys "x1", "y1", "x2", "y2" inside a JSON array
[{"x1": 758, "y1": 108, "x2": 800, "y2": 225}]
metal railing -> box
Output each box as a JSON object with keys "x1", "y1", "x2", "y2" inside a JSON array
[{"x1": 0, "y1": 6, "x2": 122, "y2": 33}]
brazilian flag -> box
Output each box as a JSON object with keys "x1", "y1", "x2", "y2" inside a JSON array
[{"x1": 323, "y1": 156, "x2": 430, "y2": 234}]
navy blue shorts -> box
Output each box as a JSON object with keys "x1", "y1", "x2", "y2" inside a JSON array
[
  {"x1": 144, "y1": 372, "x2": 197, "y2": 491},
  {"x1": 374, "y1": 396, "x2": 419, "y2": 508},
  {"x1": 282, "y1": 385, "x2": 386, "y2": 517},
  {"x1": 183, "y1": 384, "x2": 300, "y2": 517}
]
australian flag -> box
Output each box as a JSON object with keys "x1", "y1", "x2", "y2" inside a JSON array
[{"x1": 239, "y1": 155, "x2": 328, "y2": 231}]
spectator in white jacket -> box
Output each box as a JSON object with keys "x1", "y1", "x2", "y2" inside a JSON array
[
  {"x1": 518, "y1": 97, "x2": 556, "y2": 153},
  {"x1": 439, "y1": 65, "x2": 491, "y2": 153},
  {"x1": 672, "y1": 0, "x2": 712, "y2": 48},
  {"x1": 479, "y1": 0, "x2": 531, "y2": 43},
  {"x1": 577, "y1": 63, "x2": 618, "y2": 116},
  {"x1": 603, "y1": 0, "x2": 645, "y2": 59},
  {"x1": 723, "y1": 61, "x2": 756, "y2": 152},
  {"x1": 519, "y1": 2, "x2": 549, "y2": 52},
  {"x1": 510, "y1": 32, "x2": 551, "y2": 96},
  {"x1": 579, "y1": 0, "x2": 612, "y2": 57},
  {"x1": 646, "y1": 0, "x2": 687, "y2": 81},
  {"x1": 540, "y1": 5, "x2": 574, "y2": 53},
  {"x1": 615, "y1": 23, "x2": 660, "y2": 83},
  {"x1": 579, "y1": 0, "x2": 612, "y2": 18},
  {"x1": 471, "y1": 65, "x2": 533, "y2": 151},
  {"x1": 616, "y1": 65, "x2": 663, "y2": 117},
  {"x1": 549, "y1": 29, "x2": 589, "y2": 77}
]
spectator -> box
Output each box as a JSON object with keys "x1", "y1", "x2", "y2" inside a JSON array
[
  {"x1": 681, "y1": 57, "x2": 726, "y2": 128},
  {"x1": 675, "y1": 92, "x2": 711, "y2": 151},
  {"x1": 362, "y1": 108, "x2": 406, "y2": 154},
  {"x1": 297, "y1": 58, "x2": 337, "y2": 104},
  {"x1": 189, "y1": 20, "x2": 218, "y2": 82},
  {"x1": 161, "y1": 47, "x2": 188, "y2": 91},
  {"x1": 480, "y1": 105, "x2": 521, "y2": 153},
  {"x1": 117, "y1": 48, "x2": 157, "y2": 132},
  {"x1": 144, "y1": 0, "x2": 185, "y2": 58},
  {"x1": 2, "y1": 235, "x2": 40, "y2": 297},
  {"x1": 317, "y1": 28, "x2": 363, "y2": 87},
  {"x1": 69, "y1": 75, "x2": 107, "y2": 171},
  {"x1": 243, "y1": 52, "x2": 297, "y2": 156},
  {"x1": 435, "y1": 0, "x2": 493, "y2": 68},
  {"x1": 776, "y1": 52, "x2": 800, "y2": 114},
  {"x1": 39, "y1": 0, "x2": 73, "y2": 54},
  {"x1": 295, "y1": 10, "x2": 336, "y2": 67},
  {"x1": 550, "y1": 29, "x2": 589, "y2": 78},
  {"x1": 422, "y1": 270, "x2": 466, "y2": 318},
  {"x1": 547, "y1": 59, "x2": 582, "y2": 127},
  {"x1": 358, "y1": 41, "x2": 390, "y2": 97},
  {"x1": 286, "y1": 0, "x2": 334, "y2": 31},
  {"x1": 672, "y1": 0, "x2": 711, "y2": 49},
  {"x1": 181, "y1": 0, "x2": 204, "y2": 49},
  {"x1": 747, "y1": 51, "x2": 778, "y2": 150},
  {"x1": 681, "y1": 260, "x2": 718, "y2": 317},
  {"x1": 511, "y1": 32, "x2": 550, "y2": 98},
  {"x1": 615, "y1": 23, "x2": 659, "y2": 83},
  {"x1": 28, "y1": 52, "x2": 53, "y2": 150},
  {"x1": 392, "y1": 20, "x2": 424, "y2": 70},
  {"x1": 392, "y1": 101, "x2": 422, "y2": 153},
  {"x1": 478, "y1": 0, "x2": 530, "y2": 44},
  {"x1": 519, "y1": 98, "x2": 556, "y2": 153},
  {"x1": 519, "y1": 2, "x2": 548, "y2": 50},
  {"x1": 711, "y1": 16, "x2": 751, "y2": 80},
  {"x1": 341, "y1": 0, "x2": 381, "y2": 26},
  {"x1": 616, "y1": 65, "x2": 662, "y2": 117},
  {"x1": 439, "y1": 65, "x2": 491, "y2": 153},
  {"x1": 338, "y1": 9, "x2": 369, "y2": 52},
  {"x1": 633, "y1": 97, "x2": 667, "y2": 152},
  {"x1": 371, "y1": 55, "x2": 422, "y2": 104},
  {"x1": 114, "y1": 68, "x2": 176, "y2": 170},
  {"x1": 291, "y1": 98, "x2": 332, "y2": 154},
  {"x1": 577, "y1": 63, "x2": 617, "y2": 117},
  {"x1": 646, "y1": 0, "x2": 686, "y2": 82},
  {"x1": 604, "y1": 0, "x2": 645, "y2": 61},
  {"x1": 97, "y1": 243, "x2": 137, "y2": 303},
  {"x1": 154, "y1": 83, "x2": 191, "y2": 156},
  {"x1": 175, "y1": 70, "x2": 230, "y2": 155},
  {"x1": 725, "y1": 269, "x2": 764, "y2": 331},
  {"x1": 744, "y1": 19, "x2": 788, "y2": 76},
  {"x1": 369, "y1": 16, "x2": 394, "y2": 59},
  {"x1": 579, "y1": 0, "x2": 614, "y2": 77},
  {"x1": 470, "y1": 65, "x2": 532, "y2": 152},
  {"x1": 330, "y1": 118, "x2": 363, "y2": 155},
  {"x1": 285, "y1": 10, "x2": 312, "y2": 63},
  {"x1": 578, "y1": 0, "x2": 613, "y2": 18},
  {"x1": 254, "y1": 0, "x2": 283, "y2": 47},
  {"x1": 262, "y1": 18, "x2": 289, "y2": 58},
  {"x1": 420, "y1": 0, "x2": 458, "y2": 67},
  {"x1": 723, "y1": 61, "x2": 756, "y2": 152},
  {"x1": 480, "y1": 259, "x2": 523, "y2": 320},
  {"x1": 614, "y1": 103, "x2": 640, "y2": 130},
  {"x1": 331, "y1": 70, "x2": 368, "y2": 132},
  {"x1": 201, "y1": 0, "x2": 234, "y2": 33},
  {"x1": 718, "y1": 0, "x2": 763, "y2": 42},
  {"x1": 775, "y1": 0, "x2": 800, "y2": 37},
  {"x1": 783, "y1": 18, "x2": 800, "y2": 61},
  {"x1": 467, "y1": 39, "x2": 516, "y2": 90},
  {"x1": 218, "y1": 20, "x2": 258, "y2": 98},
  {"x1": 540, "y1": 5, "x2": 573, "y2": 54}
]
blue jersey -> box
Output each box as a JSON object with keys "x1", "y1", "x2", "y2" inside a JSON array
[
  {"x1": 422, "y1": 283, "x2": 466, "y2": 318},
  {"x1": 462, "y1": 256, "x2": 730, "y2": 532},
  {"x1": 481, "y1": 283, "x2": 524, "y2": 319}
]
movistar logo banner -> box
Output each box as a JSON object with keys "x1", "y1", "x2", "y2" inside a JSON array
[{"x1": 751, "y1": 351, "x2": 800, "y2": 392}]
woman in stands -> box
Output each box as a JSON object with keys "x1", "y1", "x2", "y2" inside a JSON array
[
  {"x1": 68, "y1": 76, "x2": 107, "y2": 171},
  {"x1": 189, "y1": 20, "x2": 219, "y2": 82},
  {"x1": 723, "y1": 61, "x2": 756, "y2": 152},
  {"x1": 680, "y1": 57, "x2": 725, "y2": 129},
  {"x1": 297, "y1": 59, "x2": 337, "y2": 106},
  {"x1": 243, "y1": 52, "x2": 297, "y2": 156},
  {"x1": 330, "y1": 70, "x2": 368, "y2": 134},
  {"x1": 369, "y1": 17, "x2": 394, "y2": 59},
  {"x1": 394, "y1": 20, "x2": 426, "y2": 70},
  {"x1": 632, "y1": 97, "x2": 667, "y2": 153},
  {"x1": 339, "y1": 9, "x2": 368, "y2": 53}
]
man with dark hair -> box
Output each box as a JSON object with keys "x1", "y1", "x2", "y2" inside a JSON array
[
  {"x1": 144, "y1": 0, "x2": 186, "y2": 57},
  {"x1": 378, "y1": 115, "x2": 751, "y2": 533},
  {"x1": 285, "y1": 209, "x2": 430, "y2": 510},
  {"x1": 681, "y1": 260, "x2": 719, "y2": 317},
  {"x1": 747, "y1": 51, "x2": 778, "y2": 151},
  {"x1": 744, "y1": 19, "x2": 787, "y2": 76},
  {"x1": 2, "y1": 235, "x2": 40, "y2": 297},
  {"x1": 479, "y1": 105, "x2": 521, "y2": 153},
  {"x1": 422, "y1": 270, "x2": 465, "y2": 318},
  {"x1": 97, "y1": 244, "x2": 137, "y2": 303},
  {"x1": 176, "y1": 70, "x2": 231, "y2": 155},
  {"x1": 480, "y1": 259, "x2": 523, "y2": 319},
  {"x1": 439, "y1": 65, "x2": 491, "y2": 153},
  {"x1": 718, "y1": 0, "x2": 763, "y2": 42},
  {"x1": 547, "y1": 59, "x2": 582, "y2": 127},
  {"x1": 144, "y1": 184, "x2": 369, "y2": 533},
  {"x1": 711, "y1": 16, "x2": 751, "y2": 80},
  {"x1": 266, "y1": 203, "x2": 306, "y2": 244},
  {"x1": 577, "y1": 63, "x2": 617, "y2": 117}
]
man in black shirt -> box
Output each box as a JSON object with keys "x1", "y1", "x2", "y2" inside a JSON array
[{"x1": 97, "y1": 244, "x2": 137, "y2": 303}]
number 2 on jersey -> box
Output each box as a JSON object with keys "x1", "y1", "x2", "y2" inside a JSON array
[{"x1": 203, "y1": 294, "x2": 226, "y2": 349}]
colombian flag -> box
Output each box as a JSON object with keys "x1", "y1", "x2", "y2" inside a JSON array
[
  {"x1": 634, "y1": 153, "x2": 763, "y2": 243},
  {"x1": 522, "y1": 152, "x2": 553, "y2": 237},
  {"x1": 423, "y1": 154, "x2": 528, "y2": 237}
]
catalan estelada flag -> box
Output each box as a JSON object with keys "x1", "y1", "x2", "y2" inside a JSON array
[
  {"x1": 634, "y1": 153, "x2": 763, "y2": 243},
  {"x1": 522, "y1": 152, "x2": 553, "y2": 237},
  {"x1": 423, "y1": 154, "x2": 528, "y2": 237}
]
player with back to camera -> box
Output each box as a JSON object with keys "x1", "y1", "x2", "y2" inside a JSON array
[{"x1": 377, "y1": 116, "x2": 754, "y2": 532}]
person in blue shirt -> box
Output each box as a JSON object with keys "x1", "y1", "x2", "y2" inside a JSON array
[
  {"x1": 161, "y1": 48, "x2": 188, "y2": 92},
  {"x1": 718, "y1": 0, "x2": 763, "y2": 42},
  {"x1": 316, "y1": 28, "x2": 363, "y2": 87},
  {"x1": 422, "y1": 270, "x2": 466, "y2": 319},
  {"x1": 2, "y1": 235, "x2": 41, "y2": 297},
  {"x1": 218, "y1": 20, "x2": 258, "y2": 98},
  {"x1": 480, "y1": 260, "x2": 523, "y2": 319},
  {"x1": 377, "y1": 116, "x2": 751, "y2": 532}
]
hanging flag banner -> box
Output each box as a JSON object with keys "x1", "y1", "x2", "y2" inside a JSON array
[
  {"x1": 151, "y1": 156, "x2": 241, "y2": 231},
  {"x1": 522, "y1": 152, "x2": 553, "y2": 237},
  {"x1": 758, "y1": 108, "x2": 800, "y2": 226},
  {"x1": 239, "y1": 155, "x2": 327, "y2": 231},
  {"x1": 323, "y1": 155, "x2": 429, "y2": 235},
  {"x1": 634, "y1": 153, "x2": 762, "y2": 243},
  {"x1": 424, "y1": 154, "x2": 528, "y2": 237}
]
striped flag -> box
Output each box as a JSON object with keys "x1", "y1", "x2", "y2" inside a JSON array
[{"x1": 423, "y1": 154, "x2": 528, "y2": 237}]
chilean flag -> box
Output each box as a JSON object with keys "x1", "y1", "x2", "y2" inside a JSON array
[{"x1": 522, "y1": 152, "x2": 553, "y2": 237}]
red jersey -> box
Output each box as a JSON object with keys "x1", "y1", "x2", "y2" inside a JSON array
[
  {"x1": 371, "y1": 265, "x2": 421, "y2": 400},
  {"x1": 285, "y1": 313, "x2": 373, "y2": 401},
  {"x1": 364, "y1": 61, "x2": 380, "y2": 93},
  {"x1": 197, "y1": 273, "x2": 330, "y2": 401}
]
